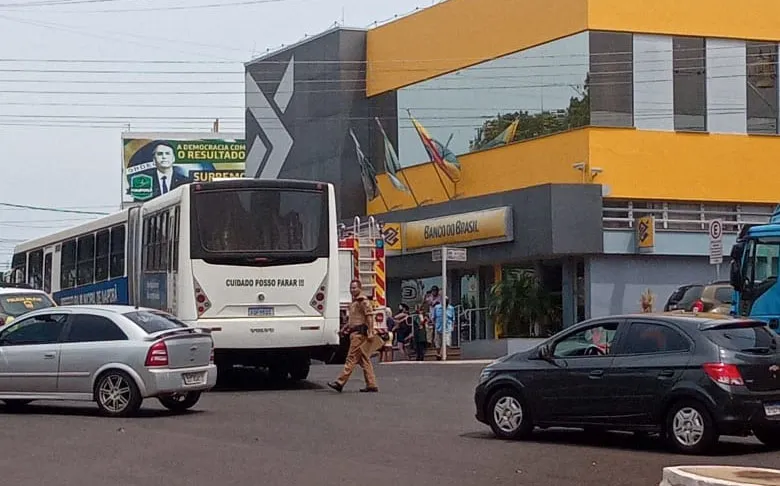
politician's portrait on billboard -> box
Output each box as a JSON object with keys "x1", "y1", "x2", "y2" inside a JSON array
[{"x1": 122, "y1": 134, "x2": 246, "y2": 204}]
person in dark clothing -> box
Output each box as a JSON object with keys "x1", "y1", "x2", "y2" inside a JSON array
[
  {"x1": 393, "y1": 303, "x2": 412, "y2": 359},
  {"x1": 411, "y1": 305, "x2": 429, "y2": 361}
]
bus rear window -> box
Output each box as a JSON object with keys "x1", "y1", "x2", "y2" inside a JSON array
[
  {"x1": 0, "y1": 293, "x2": 55, "y2": 317},
  {"x1": 191, "y1": 188, "x2": 328, "y2": 257}
]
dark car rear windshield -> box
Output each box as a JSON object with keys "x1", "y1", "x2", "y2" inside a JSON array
[
  {"x1": 704, "y1": 323, "x2": 777, "y2": 352},
  {"x1": 123, "y1": 310, "x2": 189, "y2": 334},
  {"x1": 0, "y1": 293, "x2": 55, "y2": 317}
]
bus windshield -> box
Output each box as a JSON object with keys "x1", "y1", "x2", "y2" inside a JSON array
[
  {"x1": 746, "y1": 238, "x2": 780, "y2": 284},
  {"x1": 190, "y1": 186, "x2": 328, "y2": 260}
]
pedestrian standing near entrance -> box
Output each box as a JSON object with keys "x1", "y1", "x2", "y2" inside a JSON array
[
  {"x1": 411, "y1": 305, "x2": 428, "y2": 361},
  {"x1": 433, "y1": 297, "x2": 455, "y2": 360},
  {"x1": 328, "y1": 279, "x2": 381, "y2": 393}
]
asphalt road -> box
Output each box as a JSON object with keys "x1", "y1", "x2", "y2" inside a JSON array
[{"x1": 1, "y1": 362, "x2": 778, "y2": 486}]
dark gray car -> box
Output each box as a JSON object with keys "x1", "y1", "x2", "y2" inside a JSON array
[{"x1": 475, "y1": 313, "x2": 780, "y2": 454}]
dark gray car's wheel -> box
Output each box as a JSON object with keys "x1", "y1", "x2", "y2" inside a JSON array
[
  {"x1": 158, "y1": 392, "x2": 202, "y2": 412},
  {"x1": 94, "y1": 370, "x2": 143, "y2": 417},
  {"x1": 754, "y1": 427, "x2": 780, "y2": 449},
  {"x1": 665, "y1": 400, "x2": 718, "y2": 455},
  {"x1": 486, "y1": 388, "x2": 534, "y2": 440}
]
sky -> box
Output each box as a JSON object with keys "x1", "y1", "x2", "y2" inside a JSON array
[{"x1": 0, "y1": 0, "x2": 432, "y2": 268}]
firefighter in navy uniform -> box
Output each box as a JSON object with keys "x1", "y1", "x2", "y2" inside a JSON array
[{"x1": 327, "y1": 279, "x2": 380, "y2": 392}]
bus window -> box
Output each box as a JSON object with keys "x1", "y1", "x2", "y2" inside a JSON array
[
  {"x1": 110, "y1": 225, "x2": 125, "y2": 279},
  {"x1": 77, "y1": 234, "x2": 95, "y2": 287},
  {"x1": 43, "y1": 253, "x2": 52, "y2": 294},
  {"x1": 161, "y1": 213, "x2": 169, "y2": 271},
  {"x1": 190, "y1": 187, "x2": 327, "y2": 257},
  {"x1": 172, "y1": 207, "x2": 180, "y2": 269},
  {"x1": 95, "y1": 229, "x2": 110, "y2": 282},
  {"x1": 10, "y1": 253, "x2": 26, "y2": 284},
  {"x1": 60, "y1": 239, "x2": 77, "y2": 289},
  {"x1": 28, "y1": 250, "x2": 43, "y2": 290}
]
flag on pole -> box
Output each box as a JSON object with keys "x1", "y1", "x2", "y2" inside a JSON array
[
  {"x1": 348, "y1": 128, "x2": 380, "y2": 201},
  {"x1": 375, "y1": 118, "x2": 409, "y2": 193},
  {"x1": 407, "y1": 110, "x2": 462, "y2": 183},
  {"x1": 481, "y1": 118, "x2": 519, "y2": 150}
]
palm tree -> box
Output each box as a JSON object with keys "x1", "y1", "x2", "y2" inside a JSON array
[{"x1": 488, "y1": 270, "x2": 559, "y2": 338}]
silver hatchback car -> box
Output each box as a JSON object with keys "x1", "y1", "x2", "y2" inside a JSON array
[{"x1": 0, "y1": 305, "x2": 217, "y2": 417}]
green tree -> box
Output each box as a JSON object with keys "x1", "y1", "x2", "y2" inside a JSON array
[
  {"x1": 469, "y1": 74, "x2": 591, "y2": 151},
  {"x1": 487, "y1": 270, "x2": 561, "y2": 338}
]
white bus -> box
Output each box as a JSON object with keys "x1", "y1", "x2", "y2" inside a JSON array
[{"x1": 9, "y1": 178, "x2": 341, "y2": 381}]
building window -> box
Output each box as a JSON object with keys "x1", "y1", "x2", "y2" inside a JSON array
[
  {"x1": 589, "y1": 31, "x2": 634, "y2": 127},
  {"x1": 673, "y1": 36, "x2": 707, "y2": 131},
  {"x1": 746, "y1": 41, "x2": 778, "y2": 134}
]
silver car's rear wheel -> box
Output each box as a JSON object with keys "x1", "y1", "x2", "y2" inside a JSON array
[{"x1": 95, "y1": 370, "x2": 142, "y2": 417}]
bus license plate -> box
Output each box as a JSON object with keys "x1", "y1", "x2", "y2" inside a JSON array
[
  {"x1": 183, "y1": 371, "x2": 206, "y2": 386},
  {"x1": 249, "y1": 306, "x2": 274, "y2": 317},
  {"x1": 765, "y1": 402, "x2": 780, "y2": 417}
]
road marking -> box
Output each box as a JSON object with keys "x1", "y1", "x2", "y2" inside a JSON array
[{"x1": 379, "y1": 359, "x2": 494, "y2": 365}]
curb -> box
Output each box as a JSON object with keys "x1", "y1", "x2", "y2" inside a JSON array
[
  {"x1": 379, "y1": 359, "x2": 494, "y2": 365},
  {"x1": 661, "y1": 466, "x2": 780, "y2": 486}
]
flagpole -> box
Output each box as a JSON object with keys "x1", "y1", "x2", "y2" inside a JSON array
[
  {"x1": 374, "y1": 116, "x2": 420, "y2": 207},
  {"x1": 406, "y1": 109, "x2": 453, "y2": 201},
  {"x1": 431, "y1": 163, "x2": 454, "y2": 200},
  {"x1": 376, "y1": 188, "x2": 391, "y2": 212},
  {"x1": 400, "y1": 171, "x2": 421, "y2": 206}
]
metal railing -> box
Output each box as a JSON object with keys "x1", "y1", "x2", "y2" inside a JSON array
[{"x1": 603, "y1": 200, "x2": 774, "y2": 233}]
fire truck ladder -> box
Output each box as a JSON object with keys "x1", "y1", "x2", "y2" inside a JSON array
[{"x1": 339, "y1": 216, "x2": 386, "y2": 309}]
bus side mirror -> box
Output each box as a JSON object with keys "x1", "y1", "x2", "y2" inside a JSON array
[
  {"x1": 729, "y1": 242, "x2": 745, "y2": 291},
  {"x1": 730, "y1": 260, "x2": 742, "y2": 291}
]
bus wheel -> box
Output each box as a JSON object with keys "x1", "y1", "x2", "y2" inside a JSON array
[
  {"x1": 290, "y1": 358, "x2": 310, "y2": 381},
  {"x1": 268, "y1": 365, "x2": 289, "y2": 382}
]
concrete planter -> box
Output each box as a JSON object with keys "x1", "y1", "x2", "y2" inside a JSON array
[{"x1": 461, "y1": 337, "x2": 547, "y2": 360}]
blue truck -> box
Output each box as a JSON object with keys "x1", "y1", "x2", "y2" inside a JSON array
[{"x1": 729, "y1": 206, "x2": 780, "y2": 331}]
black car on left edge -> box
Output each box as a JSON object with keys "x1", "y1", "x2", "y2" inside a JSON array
[{"x1": 474, "y1": 313, "x2": 780, "y2": 455}]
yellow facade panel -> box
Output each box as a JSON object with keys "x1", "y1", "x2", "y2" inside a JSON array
[
  {"x1": 367, "y1": 127, "x2": 780, "y2": 216},
  {"x1": 365, "y1": 0, "x2": 588, "y2": 96},
  {"x1": 367, "y1": 129, "x2": 590, "y2": 214},
  {"x1": 588, "y1": 0, "x2": 780, "y2": 43},
  {"x1": 589, "y1": 129, "x2": 780, "y2": 204},
  {"x1": 367, "y1": 0, "x2": 780, "y2": 97}
]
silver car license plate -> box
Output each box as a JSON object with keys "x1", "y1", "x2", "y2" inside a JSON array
[
  {"x1": 764, "y1": 402, "x2": 780, "y2": 417},
  {"x1": 183, "y1": 371, "x2": 206, "y2": 386},
  {"x1": 248, "y1": 306, "x2": 274, "y2": 317}
]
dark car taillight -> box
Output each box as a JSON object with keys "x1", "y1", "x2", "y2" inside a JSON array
[{"x1": 703, "y1": 363, "x2": 744, "y2": 386}]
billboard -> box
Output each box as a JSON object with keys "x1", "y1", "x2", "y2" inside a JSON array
[{"x1": 122, "y1": 132, "x2": 246, "y2": 205}]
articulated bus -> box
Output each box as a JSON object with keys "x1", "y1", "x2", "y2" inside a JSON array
[{"x1": 8, "y1": 179, "x2": 341, "y2": 381}]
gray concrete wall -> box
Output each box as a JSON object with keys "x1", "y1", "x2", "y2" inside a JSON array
[
  {"x1": 385, "y1": 183, "x2": 604, "y2": 280},
  {"x1": 245, "y1": 28, "x2": 396, "y2": 220},
  {"x1": 588, "y1": 254, "x2": 723, "y2": 317}
]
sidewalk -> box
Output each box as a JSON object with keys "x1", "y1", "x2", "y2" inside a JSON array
[{"x1": 662, "y1": 466, "x2": 780, "y2": 486}]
